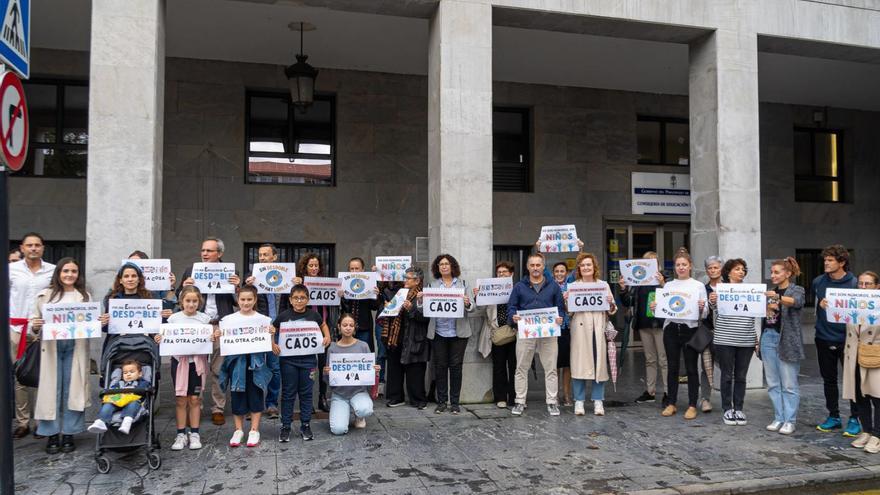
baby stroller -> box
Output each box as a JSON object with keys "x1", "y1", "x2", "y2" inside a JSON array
[{"x1": 94, "y1": 334, "x2": 161, "y2": 473}]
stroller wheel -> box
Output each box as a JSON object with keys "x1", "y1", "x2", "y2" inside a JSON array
[
  {"x1": 96, "y1": 456, "x2": 111, "y2": 474},
  {"x1": 147, "y1": 452, "x2": 161, "y2": 470}
]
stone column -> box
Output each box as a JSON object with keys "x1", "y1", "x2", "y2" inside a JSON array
[
  {"x1": 86, "y1": 0, "x2": 165, "y2": 295},
  {"x1": 428, "y1": 0, "x2": 494, "y2": 402},
  {"x1": 689, "y1": 29, "x2": 763, "y2": 388}
]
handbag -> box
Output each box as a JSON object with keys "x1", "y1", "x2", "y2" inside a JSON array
[
  {"x1": 858, "y1": 343, "x2": 880, "y2": 369},
  {"x1": 491, "y1": 325, "x2": 517, "y2": 346},
  {"x1": 686, "y1": 323, "x2": 713, "y2": 352},
  {"x1": 15, "y1": 340, "x2": 41, "y2": 388}
]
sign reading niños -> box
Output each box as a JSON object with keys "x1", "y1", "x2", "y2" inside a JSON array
[
  {"x1": 538, "y1": 225, "x2": 578, "y2": 253},
  {"x1": 516, "y1": 307, "x2": 561, "y2": 339},
  {"x1": 375, "y1": 256, "x2": 411, "y2": 282},
  {"x1": 41, "y1": 301, "x2": 102, "y2": 340},
  {"x1": 632, "y1": 172, "x2": 690, "y2": 215},
  {"x1": 825, "y1": 288, "x2": 880, "y2": 325}
]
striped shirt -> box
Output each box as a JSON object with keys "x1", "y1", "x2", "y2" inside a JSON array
[{"x1": 713, "y1": 313, "x2": 760, "y2": 347}]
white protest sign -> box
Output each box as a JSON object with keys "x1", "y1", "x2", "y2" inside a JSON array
[
  {"x1": 278, "y1": 320, "x2": 325, "y2": 357},
  {"x1": 329, "y1": 353, "x2": 376, "y2": 387},
  {"x1": 422, "y1": 287, "x2": 465, "y2": 318},
  {"x1": 516, "y1": 307, "x2": 561, "y2": 339},
  {"x1": 538, "y1": 224, "x2": 579, "y2": 253},
  {"x1": 655, "y1": 287, "x2": 700, "y2": 319},
  {"x1": 340, "y1": 272, "x2": 379, "y2": 300},
  {"x1": 618, "y1": 259, "x2": 659, "y2": 286},
  {"x1": 304, "y1": 277, "x2": 342, "y2": 306},
  {"x1": 124, "y1": 259, "x2": 172, "y2": 291},
  {"x1": 716, "y1": 283, "x2": 767, "y2": 318},
  {"x1": 475, "y1": 277, "x2": 514, "y2": 306},
  {"x1": 567, "y1": 282, "x2": 611, "y2": 312},
  {"x1": 826, "y1": 288, "x2": 880, "y2": 325},
  {"x1": 108, "y1": 299, "x2": 163, "y2": 334},
  {"x1": 379, "y1": 289, "x2": 409, "y2": 318},
  {"x1": 159, "y1": 323, "x2": 214, "y2": 356},
  {"x1": 192, "y1": 262, "x2": 236, "y2": 294},
  {"x1": 219, "y1": 313, "x2": 272, "y2": 356},
  {"x1": 252, "y1": 263, "x2": 296, "y2": 294},
  {"x1": 375, "y1": 256, "x2": 411, "y2": 282},
  {"x1": 41, "y1": 301, "x2": 102, "y2": 340}
]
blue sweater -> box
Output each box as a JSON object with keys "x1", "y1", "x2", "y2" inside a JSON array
[
  {"x1": 813, "y1": 271, "x2": 857, "y2": 343},
  {"x1": 507, "y1": 277, "x2": 565, "y2": 326}
]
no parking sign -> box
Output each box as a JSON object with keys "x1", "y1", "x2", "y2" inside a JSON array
[{"x1": 0, "y1": 70, "x2": 26, "y2": 170}]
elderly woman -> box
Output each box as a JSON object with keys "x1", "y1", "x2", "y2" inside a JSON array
[
  {"x1": 844, "y1": 271, "x2": 880, "y2": 453},
  {"x1": 382, "y1": 266, "x2": 430, "y2": 409}
]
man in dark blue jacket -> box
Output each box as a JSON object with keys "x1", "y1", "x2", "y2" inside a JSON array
[
  {"x1": 813, "y1": 244, "x2": 860, "y2": 436},
  {"x1": 508, "y1": 253, "x2": 565, "y2": 417}
]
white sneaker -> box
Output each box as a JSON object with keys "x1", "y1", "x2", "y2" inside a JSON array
[
  {"x1": 118, "y1": 417, "x2": 134, "y2": 435},
  {"x1": 171, "y1": 433, "x2": 188, "y2": 451},
  {"x1": 246, "y1": 430, "x2": 260, "y2": 447},
  {"x1": 229, "y1": 429, "x2": 244, "y2": 447},
  {"x1": 496, "y1": 401, "x2": 507, "y2": 409},
  {"x1": 779, "y1": 422, "x2": 796, "y2": 435},
  {"x1": 574, "y1": 401, "x2": 585, "y2": 416},
  {"x1": 87, "y1": 419, "x2": 107, "y2": 434},
  {"x1": 766, "y1": 421, "x2": 783, "y2": 432},
  {"x1": 188, "y1": 432, "x2": 202, "y2": 450},
  {"x1": 594, "y1": 400, "x2": 605, "y2": 416},
  {"x1": 354, "y1": 417, "x2": 367, "y2": 429}
]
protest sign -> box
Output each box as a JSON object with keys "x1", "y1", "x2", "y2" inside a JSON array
[
  {"x1": 655, "y1": 288, "x2": 700, "y2": 319},
  {"x1": 716, "y1": 283, "x2": 767, "y2": 318},
  {"x1": 538, "y1": 225, "x2": 579, "y2": 253},
  {"x1": 379, "y1": 289, "x2": 409, "y2": 318},
  {"x1": 304, "y1": 277, "x2": 342, "y2": 306},
  {"x1": 475, "y1": 277, "x2": 514, "y2": 306},
  {"x1": 41, "y1": 301, "x2": 102, "y2": 340},
  {"x1": 192, "y1": 262, "x2": 236, "y2": 294},
  {"x1": 618, "y1": 259, "x2": 659, "y2": 286},
  {"x1": 159, "y1": 323, "x2": 213, "y2": 356},
  {"x1": 340, "y1": 272, "x2": 379, "y2": 300},
  {"x1": 567, "y1": 282, "x2": 611, "y2": 312},
  {"x1": 219, "y1": 313, "x2": 272, "y2": 356},
  {"x1": 278, "y1": 320, "x2": 325, "y2": 357},
  {"x1": 124, "y1": 259, "x2": 172, "y2": 291},
  {"x1": 516, "y1": 307, "x2": 561, "y2": 339},
  {"x1": 422, "y1": 287, "x2": 465, "y2": 318},
  {"x1": 108, "y1": 299, "x2": 163, "y2": 334},
  {"x1": 375, "y1": 256, "x2": 411, "y2": 282},
  {"x1": 329, "y1": 353, "x2": 376, "y2": 386},
  {"x1": 252, "y1": 263, "x2": 296, "y2": 294},
  {"x1": 825, "y1": 288, "x2": 880, "y2": 325}
]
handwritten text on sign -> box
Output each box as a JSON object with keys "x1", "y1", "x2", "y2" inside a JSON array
[
  {"x1": 538, "y1": 225, "x2": 579, "y2": 253},
  {"x1": 108, "y1": 299, "x2": 163, "y2": 334},
  {"x1": 42, "y1": 302, "x2": 102, "y2": 340},
  {"x1": 375, "y1": 256, "x2": 411, "y2": 282},
  {"x1": 279, "y1": 321, "x2": 325, "y2": 357},
  {"x1": 655, "y1": 288, "x2": 699, "y2": 319},
  {"x1": 475, "y1": 277, "x2": 513, "y2": 306},
  {"x1": 422, "y1": 287, "x2": 465, "y2": 318},
  {"x1": 716, "y1": 283, "x2": 767, "y2": 318},
  {"x1": 618, "y1": 259, "x2": 659, "y2": 286},
  {"x1": 340, "y1": 272, "x2": 378, "y2": 300},
  {"x1": 826, "y1": 288, "x2": 880, "y2": 325},
  {"x1": 192, "y1": 262, "x2": 236, "y2": 294},
  {"x1": 124, "y1": 259, "x2": 172, "y2": 291},
  {"x1": 159, "y1": 323, "x2": 213, "y2": 356},
  {"x1": 219, "y1": 313, "x2": 272, "y2": 356},
  {"x1": 252, "y1": 263, "x2": 296, "y2": 294},
  {"x1": 329, "y1": 353, "x2": 376, "y2": 387},
  {"x1": 304, "y1": 277, "x2": 341, "y2": 306},
  {"x1": 379, "y1": 289, "x2": 409, "y2": 318},
  {"x1": 516, "y1": 307, "x2": 561, "y2": 339},
  {"x1": 567, "y1": 282, "x2": 611, "y2": 312}
]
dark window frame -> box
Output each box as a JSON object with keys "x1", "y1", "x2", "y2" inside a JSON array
[
  {"x1": 8, "y1": 239, "x2": 86, "y2": 270},
  {"x1": 793, "y1": 127, "x2": 845, "y2": 204},
  {"x1": 493, "y1": 106, "x2": 533, "y2": 193},
  {"x1": 493, "y1": 244, "x2": 533, "y2": 281},
  {"x1": 636, "y1": 115, "x2": 689, "y2": 167},
  {"x1": 13, "y1": 78, "x2": 89, "y2": 179},
  {"x1": 243, "y1": 242, "x2": 336, "y2": 279},
  {"x1": 244, "y1": 90, "x2": 337, "y2": 187}
]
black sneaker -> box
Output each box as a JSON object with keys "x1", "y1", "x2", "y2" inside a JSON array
[
  {"x1": 434, "y1": 403, "x2": 447, "y2": 414},
  {"x1": 450, "y1": 405, "x2": 461, "y2": 415},
  {"x1": 60, "y1": 435, "x2": 75, "y2": 453},
  {"x1": 300, "y1": 424, "x2": 314, "y2": 441},
  {"x1": 387, "y1": 400, "x2": 406, "y2": 408},
  {"x1": 635, "y1": 391, "x2": 656, "y2": 403},
  {"x1": 417, "y1": 402, "x2": 428, "y2": 410},
  {"x1": 46, "y1": 434, "x2": 60, "y2": 455},
  {"x1": 279, "y1": 427, "x2": 291, "y2": 443}
]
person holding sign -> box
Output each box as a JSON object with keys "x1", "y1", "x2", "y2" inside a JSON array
[
  {"x1": 650, "y1": 248, "x2": 708, "y2": 420},
  {"x1": 323, "y1": 314, "x2": 380, "y2": 435},
  {"x1": 761, "y1": 257, "x2": 806, "y2": 436},
  {"x1": 340, "y1": 257, "x2": 383, "y2": 351},
  {"x1": 420, "y1": 254, "x2": 474, "y2": 415},
  {"x1": 698, "y1": 255, "x2": 725, "y2": 414},
  {"x1": 508, "y1": 253, "x2": 566, "y2": 417},
  {"x1": 98, "y1": 262, "x2": 169, "y2": 362},
  {"x1": 474, "y1": 261, "x2": 518, "y2": 408},
  {"x1": 552, "y1": 262, "x2": 574, "y2": 408},
  {"x1": 29, "y1": 258, "x2": 93, "y2": 454},
  {"x1": 272, "y1": 284, "x2": 331, "y2": 442},
  {"x1": 564, "y1": 253, "x2": 616, "y2": 416},
  {"x1": 709, "y1": 259, "x2": 762, "y2": 426},
  {"x1": 127, "y1": 250, "x2": 178, "y2": 312},
  {"x1": 843, "y1": 271, "x2": 880, "y2": 453},
  {"x1": 382, "y1": 267, "x2": 430, "y2": 409}
]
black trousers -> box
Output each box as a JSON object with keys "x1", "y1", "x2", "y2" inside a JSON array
[
  {"x1": 664, "y1": 324, "x2": 700, "y2": 408},
  {"x1": 432, "y1": 335, "x2": 468, "y2": 406},
  {"x1": 816, "y1": 337, "x2": 858, "y2": 418},
  {"x1": 854, "y1": 368, "x2": 880, "y2": 436},
  {"x1": 385, "y1": 346, "x2": 428, "y2": 405},
  {"x1": 715, "y1": 345, "x2": 753, "y2": 411},
  {"x1": 491, "y1": 341, "x2": 516, "y2": 404}
]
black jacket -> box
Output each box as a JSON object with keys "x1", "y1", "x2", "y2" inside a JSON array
[{"x1": 621, "y1": 285, "x2": 663, "y2": 331}]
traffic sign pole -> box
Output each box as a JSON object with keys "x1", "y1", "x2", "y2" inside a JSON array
[{"x1": 0, "y1": 163, "x2": 14, "y2": 494}]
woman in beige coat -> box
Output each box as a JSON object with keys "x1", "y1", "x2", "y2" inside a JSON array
[
  {"x1": 843, "y1": 271, "x2": 880, "y2": 453},
  {"x1": 29, "y1": 258, "x2": 93, "y2": 454},
  {"x1": 565, "y1": 252, "x2": 616, "y2": 417}
]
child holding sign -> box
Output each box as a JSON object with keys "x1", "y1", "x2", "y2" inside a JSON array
[{"x1": 323, "y1": 314, "x2": 380, "y2": 435}]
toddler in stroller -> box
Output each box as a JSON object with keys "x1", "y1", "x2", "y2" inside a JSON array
[{"x1": 88, "y1": 360, "x2": 147, "y2": 435}]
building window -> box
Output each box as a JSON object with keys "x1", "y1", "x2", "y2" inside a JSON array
[
  {"x1": 493, "y1": 245, "x2": 533, "y2": 281},
  {"x1": 636, "y1": 116, "x2": 689, "y2": 166},
  {"x1": 12, "y1": 80, "x2": 88, "y2": 177},
  {"x1": 794, "y1": 128, "x2": 843, "y2": 203},
  {"x1": 8, "y1": 240, "x2": 86, "y2": 269},
  {"x1": 245, "y1": 92, "x2": 335, "y2": 186},
  {"x1": 493, "y1": 107, "x2": 531, "y2": 192},
  {"x1": 244, "y1": 243, "x2": 335, "y2": 277},
  {"x1": 795, "y1": 248, "x2": 855, "y2": 306}
]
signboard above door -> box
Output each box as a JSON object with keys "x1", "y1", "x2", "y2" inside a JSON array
[{"x1": 631, "y1": 172, "x2": 690, "y2": 215}]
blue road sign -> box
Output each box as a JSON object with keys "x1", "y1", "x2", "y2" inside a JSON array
[{"x1": 0, "y1": 0, "x2": 28, "y2": 79}]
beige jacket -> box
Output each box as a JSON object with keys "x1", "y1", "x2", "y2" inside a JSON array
[
  {"x1": 843, "y1": 324, "x2": 880, "y2": 400},
  {"x1": 569, "y1": 311, "x2": 610, "y2": 382}
]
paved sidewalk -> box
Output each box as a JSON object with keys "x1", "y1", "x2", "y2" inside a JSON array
[{"x1": 12, "y1": 345, "x2": 880, "y2": 494}]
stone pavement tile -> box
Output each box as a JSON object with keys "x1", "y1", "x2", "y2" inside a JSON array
[
  {"x1": 201, "y1": 461, "x2": 278, "y2": 495},
  {"x1": 346, "y1": 466, "x2": 429, "y2": 492},
  {"x1": 276, "y1": 472, "x2": 355, "y2": 494},
  {"x1": 396, "y1": 461, "x2": 498, "y2": 491}
]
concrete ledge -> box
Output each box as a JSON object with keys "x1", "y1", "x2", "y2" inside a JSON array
[{"x1": 630, "y1": 466, "x2": 880, "y2": 494}]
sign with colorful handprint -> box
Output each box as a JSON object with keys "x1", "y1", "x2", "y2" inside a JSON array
[
  {"x1": 41, "y1": 301, "x2": 102, "y2": 340},
  {"x1": 825, "y1": 288, "x2": 880, "y2": 325},
  {"x1": 538, "y1": 225, "x2": 578, "y2": 253},
  {"x1": 375, "y1": 256, "x2": 411, "y2": 282},
  {"x1": 516, "y1": 307, "x2": 561, "y2": 339}
]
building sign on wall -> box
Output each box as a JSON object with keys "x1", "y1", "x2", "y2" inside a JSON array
[{"x1": 631, "y1": 172, "x2": 690, "y2": 215}]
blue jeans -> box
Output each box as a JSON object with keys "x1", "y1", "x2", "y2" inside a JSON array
[
  {"x1": 356, "y1": 330, "x2": 373, "y2": 351},
  {"x1": 572, "y1": 379, "x2": 606, "y2": 402},
  {"x1": 36, "y1": 340, "x2": 85, "y2": 436},
  {"x1": 280, "y1": 358, "x2": 314, "y2": 428},
  {"x1": 266, "y1": 351, "x2": 281, "y2": 409},
  {"x1": 761, "y1": 329, "x2": 800, "y2": 423},
  {"x1": 329, "y1": 391, "x2": 373, "y2": 435},
  {"x1": 97, "y1": 400, "x2": 141, "y2": 423}
]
